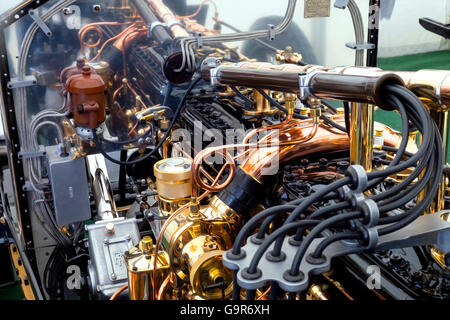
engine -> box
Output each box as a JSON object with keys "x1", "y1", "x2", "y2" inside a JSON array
[{"x1": 0, "y1": 0, "x2": 449, "y2": 303}]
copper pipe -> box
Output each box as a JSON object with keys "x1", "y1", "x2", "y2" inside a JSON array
[
  {"x1": 157, "y1": 275, "x2": 171, "y2": 300},
  {"x1": 202, "y1": 63, "x2": 403, "y2": 108},
  {"x1": 206, "y1": 62, "x2": 450, "y2": 109},
  {"x1": 241, "y1": 118, "x2": 416, "y2": 181},
  {"x1": 147, "y1": 0, "x2": 189, "y2": 38},
  {"x1": 110, "y1": 284, "x2": 128, "y2": 300}
]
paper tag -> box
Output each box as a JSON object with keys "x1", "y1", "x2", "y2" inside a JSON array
[{"x1": 304, "y1": 0, "x2": 331, "y2": 18}]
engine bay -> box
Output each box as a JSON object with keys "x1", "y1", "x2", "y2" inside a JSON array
[{"x1": 0, "y1": 0, "x2": 449, "y2": 302}]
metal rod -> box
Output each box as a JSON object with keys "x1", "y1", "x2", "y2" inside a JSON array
[{"x1": 350, "y1": 102, "x2": 374, "y2": 171}]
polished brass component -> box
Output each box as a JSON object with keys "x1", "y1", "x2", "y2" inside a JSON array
[
  {"x1": 373, "y1": 128, "x2": 384, "y2": 150},
  {"x1": 162, "y1": 196, "x2": 240, "y2": 299},
  {"x1": 124, "y1": 239, "x2": 170, "y2": 300},
  {"x1": 154, "y1": 157, "x2": 192, "y2": 200},
  {"x1": 139, "y1": 236, "x2": 153, "y2": 253},
  {"x1": 409, "y1": 130, "x2": 419, "y2": 144},
  {"x1": 154, "y1": 157, "x2": 192, "y2": 215},
  {"x1": 284, "y1": 93, "x2": 297, "y2": 115},
  {"x1": 59, "y1": 226, "x2": 72, "y2": 237},
  {"x1": 310, "y1": 108, "x2": 322, "y2": 124},
  {"x1": 243, "y1": 90, "x2": 278, "y2": 117},
  {"x1": 276, "y1": 46, "x2": 303, "y2": 65},
  {"x1": 308, "y1": 284, "x2": 328, "y2": 300},
  {"x1": 299, "y1": 107, "x2": 310, "y2": 116},
  {"x1": 159, "y1": 118, "x2": 170, "y2": 131},
  {"x1": 336, "y1": 107, "x2": 344, "y2": 115},
  {"x1": 430, "y1": 247, "x2": 450, "y2": 272},
  {"x1": 350, "y1": 102, "x2": 374, "y2": 172},
  {"x1": 9, "y1": 244, "x2": 35, "y2": 300}
]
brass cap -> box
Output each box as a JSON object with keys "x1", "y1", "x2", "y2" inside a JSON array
[
  {"x1": 154, "y1": 158, "x2": 192, "y2": 200},
  {"x1": 139, "y1": 236, "x2": 153, "y2": 253}
]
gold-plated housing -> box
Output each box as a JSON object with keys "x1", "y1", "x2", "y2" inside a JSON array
[
  {"x1": 154, "y1": 157, "x2": 192, "y2": 214},
  {"x1": 162, "y1": 196, "x2": 240, "y2": 299},
  {"x1": 124, "y1": 236, "x2": 170, "y2": 300},
  {"x1": 154, "y1": 157, "x2": 192, "y2": 200}
]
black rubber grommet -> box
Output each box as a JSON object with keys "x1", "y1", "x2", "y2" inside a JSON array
[
  {"x1": 266, "y1": 250, "x2": 286, "y2": 262},
  {"x1": 288, "y1": 236, "x2": 302, "y2": 247},
  {"x1": 226, "y1": 250, "x2": 246, "y2": 261},
  {"x1": 305, "y1": 253, "x2": 326, "y2": 265},
  {"x1": 242, "y1": 267, "x2": 262, "y2": 280},
  {"x1": 283, "y1": 270, "x2": 305, "y2": 283},
  {"x1": 250, "y1": 234, "x2": 265, "y2": 245}
]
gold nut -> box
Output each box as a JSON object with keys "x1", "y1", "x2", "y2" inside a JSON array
[
  {"x1": 299, "y1": 107, "x2": 310, "y2": 116},
  {"x1": 139, "y1": 236, "x2": 153, "y2": 253},
  {"x1": 375, "y1": 128, "x2": 384, "y2": 136},
  {"x1": 310, "y1": 108, "x2": 322, "y2": 118},
  {"x1": 159, "y1": 118, "x2": 170, "y2": 131},
  {"x1": 308, "y1": 97, "x2": 321, "y2": 107},
  {"x1": 0, "y1": 216, "x2": 5, "y2": 225},
  {"x1": 336, "y1": 107, "x2": 344, "y2": 115}
]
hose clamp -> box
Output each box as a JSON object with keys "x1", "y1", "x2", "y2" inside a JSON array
[
  {"x1": 298, "y1": 69, "x2": 326, "y2": 102},
  {"x1": 209, "y1": 65, "x2": 222, "y2": 86},
  {"x1": 166, "y1": 19, "x2": 184, "y2": 29},
  {"x1": 149, "y1": 21, "x2": 166, "y2": 33}
]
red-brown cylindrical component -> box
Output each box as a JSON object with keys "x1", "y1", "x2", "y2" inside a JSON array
[{"x1": 66, "y1": 66, "x2": 106, "y2": 129}]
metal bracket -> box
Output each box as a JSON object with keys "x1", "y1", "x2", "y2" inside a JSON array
[
  {"x1": 334, "y1": 0, "x2": 350, "y2": 9},
  {"x1": 7, "y1": 75, "x2": 37, "y2": 89},
  {"x1": 224, "y1": 211, "x2": 450, "y2": 293},
  {"x1": 194, "y1": 32, "x2": 203, "y2": 48},
  {"x1": 166, "y1": 19, "x2": 184, "y2": 29},
  {"x1": 28, "y1": 9, "x2": 52, "y2": 38},
  {"x1": 345, "y1": 42, "x2": 376, "y2": 51},
  {"x1": 22, "y1": 179, "x2": 49, "y2": 192},
  {"x1": 18, "y1": 146, "x2": 46, "y2": 160},
  {"x1": 267, "y1": 24, "x2": 275, "y2": 41}
]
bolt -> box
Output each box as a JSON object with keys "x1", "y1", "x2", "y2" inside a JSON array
[{"x1": 105, "y1": 223, "x2": 115, "y2": 235}]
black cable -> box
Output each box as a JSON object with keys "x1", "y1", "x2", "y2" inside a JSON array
[
  {"x1": 320, "y1": 115, "x2": 347, "y2": 133},
  {"x1": 94, "y1": 77, "x2": 203, "y2": 165},
  {"x1": 312, "y1": 231, "x2": 362, "y2": 258},
  {"x1": 246, "y1": 220, "x2": 320, "y2": 274},
  {"x1": 269, "y1": 177, "x2": 352, "y2": 256},
  {"x1": 289, "y1": 211, "x2": 362, "y2": 276},
  {"x1": 255, "y1": 89, "x2": 308, "y2": 120},
  {"x1": 229, "y1": 86, "x2": 254, "y2": 110},
  {"x1": 343, "y1": 102, "x2": 351, "y2": 136}
]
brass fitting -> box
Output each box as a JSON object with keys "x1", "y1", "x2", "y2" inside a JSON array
[
  {"x1": 374, "y1": 128, "x2": 384, "y2": 150},
  {"x1": 284, "y1": 93, "x2": 297, "y2": 115}
]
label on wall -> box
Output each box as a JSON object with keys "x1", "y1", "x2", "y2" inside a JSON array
[{"x1": 304, "y1": 0, "x2": 331, "y2": 18}]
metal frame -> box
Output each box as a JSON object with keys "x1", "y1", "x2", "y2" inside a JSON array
[
  {"x1": 366, "y1": 0, "x2": 380, "y2": 67},
  {"x1": 0, "y1": 0, "x2": 52, "y2": 283}
]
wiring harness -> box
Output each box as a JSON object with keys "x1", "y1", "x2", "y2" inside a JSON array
[{"x1": 224, "y1": 83, "x2": 444, "y2": 300}]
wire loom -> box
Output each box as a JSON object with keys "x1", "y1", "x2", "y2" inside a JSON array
[{"x1": 226, "y1": 83, "x2": 444, "y2": 300}]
